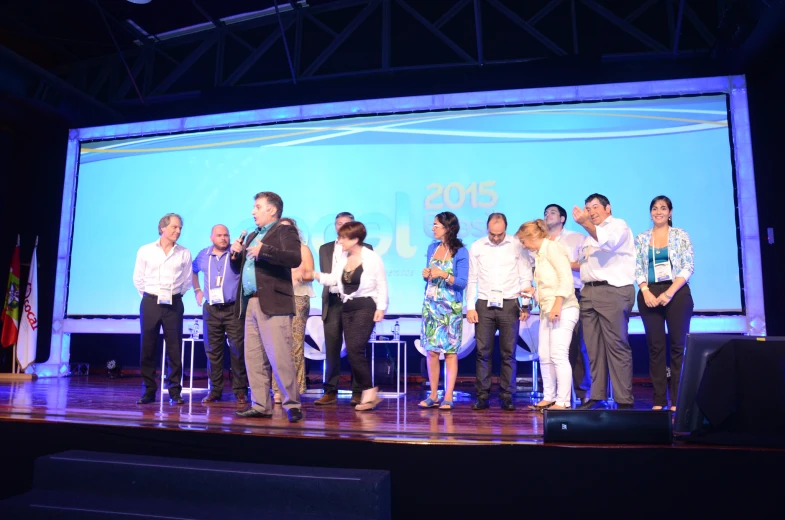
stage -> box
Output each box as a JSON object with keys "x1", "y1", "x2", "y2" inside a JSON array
[
  {"x1": 2, "y1": 376, "x2": 785, "y2": 518},
  {"x1": 0, "y1": 375, "x2": 667, "y2": 445}
]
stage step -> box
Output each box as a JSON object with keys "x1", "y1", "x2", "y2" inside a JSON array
[{"x1": 1, "y1": 450, "x2": 390, "y2": 520}]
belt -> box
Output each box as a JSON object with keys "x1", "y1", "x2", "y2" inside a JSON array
[
  {"x1": 143, "y1": 292, "x2": 183, "y2": 299},
  {"x1": 583, "y1": 280, "x2": 609, "y2": 287},
  {"x1": 207, "y1": 301, "x2": 235, "y2": 308}
]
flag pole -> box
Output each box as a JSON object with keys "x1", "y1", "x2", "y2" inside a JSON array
[{"x1": 12, "y1": 343, "x2": 17, "y2": 374}]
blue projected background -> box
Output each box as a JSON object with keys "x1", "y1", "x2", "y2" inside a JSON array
[{"x1": 68, "y1": 95, "x2": 740, "y2": 315}]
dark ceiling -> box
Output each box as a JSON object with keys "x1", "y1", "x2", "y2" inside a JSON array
[{"x1": 1, "y1": 0, "x2": 783, "y2": 127}]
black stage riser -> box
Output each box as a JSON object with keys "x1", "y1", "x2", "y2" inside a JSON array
[
  {"x1": 543, "y1": 409, "x2": 673, "y2": 444},
  {"x1": 2, "y1": 450, "x2": 390, "y2": 520}
]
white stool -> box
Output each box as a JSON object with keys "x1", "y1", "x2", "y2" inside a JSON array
[
  {"x1": 160, "y1": 335, "x2": 206, "y2": 395},
  {"x1": 518, "y1": 313, "x2": 542, "y2": 398},
  {"x1": 370, "y1": 339, "x2": 407, "y2": 398},
  {"x1": 303, "y1": 316, "x2": 348, "y2": 395},
  {"x1": 414, "y1": 318, "x2": 476, "y2": 398}
]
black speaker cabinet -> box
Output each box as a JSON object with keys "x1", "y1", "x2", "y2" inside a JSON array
[{"x1": 543, "y1": 409, "x2": 673, "y2": 444}]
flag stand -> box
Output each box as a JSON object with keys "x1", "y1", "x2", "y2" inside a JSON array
[{"x1": 0, "y1": 343, "x2": 36, "y2": 381}]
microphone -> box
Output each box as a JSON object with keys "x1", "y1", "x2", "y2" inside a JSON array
[{"x1": 231, "y1": 230, "x2": 248, "y2": 260}]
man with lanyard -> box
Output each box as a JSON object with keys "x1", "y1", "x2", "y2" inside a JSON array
[
  {"x1": 133, "y1": 213, "x2": 193, "y2": 405},
  {"x1": 466, "y1": 213, "x2": 533, "y2": 411},
  {"x1": 192, "y1": 224, "x2": 249, "y2": 404},
  {"x1": 543, "y1": 204, "x2": 591, "y2": 403},
  {"x1": 572, "y1": 193, "x2": 636, "y2": 410}
]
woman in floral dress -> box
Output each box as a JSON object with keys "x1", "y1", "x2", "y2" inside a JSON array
[{"x1": 419, "y1": 212, "x2": 469, "y2": 410}]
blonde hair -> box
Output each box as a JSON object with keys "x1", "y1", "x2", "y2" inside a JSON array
[{"x1": 515, "y1": 219, "x2": 548, "y2": 241}]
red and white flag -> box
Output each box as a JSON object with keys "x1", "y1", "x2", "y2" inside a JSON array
[{"x1": 17, "y1": 237, "x2": 38, "y2": 370}]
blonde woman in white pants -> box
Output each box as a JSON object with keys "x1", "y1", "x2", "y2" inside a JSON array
[{"x1": 516, "y1": 219, "x2": 580, "y2": 411}]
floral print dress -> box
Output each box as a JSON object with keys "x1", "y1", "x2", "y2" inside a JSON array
[{"x1": 421, "y1": 257, "x2": 463, "y2": 354}]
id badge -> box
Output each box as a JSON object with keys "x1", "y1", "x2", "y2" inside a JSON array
[
  {"x1": 158, "y1": 288, "x2": 173, "y2": 305},
  {"x1": 653, "y1": 260, "x2": 673, "y2": 282},
  {"x1": 209, "y1": 287, "x2": 225, "y2": 304},
  {"x1": 579, "y1": 244, "x2": 590, "y2": 263},
  {"x1": 488, "y1": 289, "x2": 503, "y2": 308},
  {"x1": 426, "y1": 282, "x2": 438, "y2": 300}
]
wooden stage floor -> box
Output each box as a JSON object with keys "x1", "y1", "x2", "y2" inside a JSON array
[{"x1": 2, "y1": 375, "x2": 665, "y2": 445}]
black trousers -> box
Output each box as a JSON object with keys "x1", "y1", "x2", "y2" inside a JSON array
[
  {"x1": 637, "y1": 282, "x2": 693, "y2": 407},
  {"x1": 341, "y1": 298, "x2": 377, "y2": 391},
  {"x1": 323, "y1": 293, "x2": 360, "y2": 395},
  {"x1": 139, "y1": 293, "x2": 184, "y2": 395},
  {"x1": 569, "y1": 289, "x2": 591, "y2": 400},
  {"x1": 203, "y1": 302, "x2": 248, "y2": 395},
  {"x1": 475, "y1": 299, "x2": 520, "y2": 400}
]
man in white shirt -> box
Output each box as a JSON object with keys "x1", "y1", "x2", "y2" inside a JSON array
[
  {"x1": 132, "y1": 213, "x2": 193, "y2": 405},
  {"x1": 544, "y1": 204, "x2": 591, "y2": 403},
  {"x1": 467, "y1": 213, "x2": 533, "y2": 411},
  {"x1": 572, "y1": 194, "x2": 636, "y2": 409}
]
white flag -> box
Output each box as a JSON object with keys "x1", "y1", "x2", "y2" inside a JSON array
[{"x1": 17, "y1": 239, "x2": 38, "y2": 371}]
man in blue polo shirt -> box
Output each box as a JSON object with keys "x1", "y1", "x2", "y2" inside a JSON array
[{"x1": 192, "y1": 224, "x2": 249, "y2": 404}]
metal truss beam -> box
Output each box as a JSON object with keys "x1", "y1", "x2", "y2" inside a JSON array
[
  {"x1": 581, "y1": 0, "x2": 669, "y2": 52},
  {"x1": 486, "y1": 0, "x2": 568, "y2": 56},
  {"x1": 396, "y1": 0, "x2": 475, "y2": 63},
  {"x1": 224, "y1": 18, "x2": 296, "y2": 86},
  {"x1": 52, "y1": 0, "x2": 725, "y2": 108},
  {"x1": 302, "y1": 0, "x2": 381, "y2": 77}
]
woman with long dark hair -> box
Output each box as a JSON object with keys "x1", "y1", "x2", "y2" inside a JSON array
[
  {"x1": 418, "y1": 211, "x2": 469, "y2": 410},
  {"x1": 635, "y1": 195, "x2": 694, "y2": 411}
]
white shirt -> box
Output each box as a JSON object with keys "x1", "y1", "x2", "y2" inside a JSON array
[
  {"x1": 319, "y1": 247, "x2": 388, "y2": 311},
  {"x1": 466, "y1": 235, "x2": 533, "y2": 311},
  {"x1": 133, "y1": 239, "x2": 193, "y2": 297},
  {"x1": 553, "y1": 228, "x2": 586, "y2": 290},
  {"x1": 329, "y1": 240, "x2": 344, "y2": 294},
  {"x1": 579, "y1": 215, "x2": 636, "y2": 287}
]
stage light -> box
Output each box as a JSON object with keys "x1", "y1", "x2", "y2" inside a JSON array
[{"x1": 127, "y1": 0, "x2": 152, "y2": 5}]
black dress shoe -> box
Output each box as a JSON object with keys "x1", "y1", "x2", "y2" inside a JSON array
[
  {"x1": 501, "y1": 399, "x2": 516, "y2": 411},
  {"x1": 616, "y1": 403, "x2": 634, "y2": 410},
  {"x1": 287, "y1": 408, "x2": 303, "y2": 422},
  {"x1": 471, "y1": 399, "x2": 489, "y2": 410},
  {"x1": 577, "y1": 399, "x2": 603, "y2": 410},
  {"x1": 136, "y1": 393, "x2": 155, "y2": 404},
  {"x1": 235, "y1": 408, "x2": 272, "y2": 418},
  {"x1": 201, "y1": 393, "x2": 221, "y2": 403},
  {"x1": 169, "y1": 394, "x2": 185, "y2": 405}
]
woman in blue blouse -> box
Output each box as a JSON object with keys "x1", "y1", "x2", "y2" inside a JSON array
[
  {"x1": 418, "y1": 211, "x2": 469, "y2": 410},
  {"x1": 635, "y1": 195, "x2": 694, "y2": 411}
]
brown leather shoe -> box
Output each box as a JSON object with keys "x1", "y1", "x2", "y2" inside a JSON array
[
  {"x1": 201, "y1": 393, "x2": 221, "y2": 403},
  {"x1": 314, "y1": 393, "x2": 337, "y2": 406},
  {"x1": 235, "y1": 393, "x2": 248, "y2": 404},
  {"x1": 349, "y1": 393, "x2": 362, "y2": 407}
]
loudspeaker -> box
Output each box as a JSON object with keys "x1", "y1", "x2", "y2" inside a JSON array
[{"x1": 543, "y1": 409, "x2": 673, "y2": 444}]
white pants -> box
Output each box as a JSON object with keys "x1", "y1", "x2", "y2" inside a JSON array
[{"x1": 538, "y1": 306, "x2": 580, "y2": 407}]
